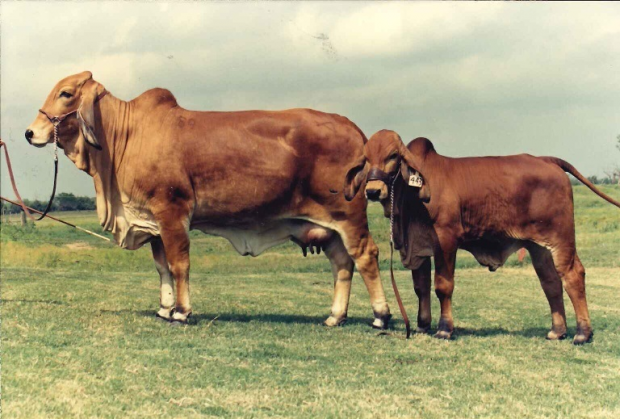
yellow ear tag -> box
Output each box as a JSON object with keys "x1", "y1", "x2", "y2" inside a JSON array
[{"x1": 408, "y1": 170, "x2": 423, "y2": 188}]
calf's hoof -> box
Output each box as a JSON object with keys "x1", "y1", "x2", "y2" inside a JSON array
[
  {"x1": 573, "y1": 332, "x2": 593, "y2": 345},
  {"x1": 546, "y1": 330, "x2": 567, "y2": 341},
  {"x1": 415, "y1": 325, "x2": 431, "y2": 334},
  {"x1": 434, "y1": 330, "x2": 452, "y2": 340},
  {"x1": 324, "y1": 315, "x2": 347, "y2": 327}
]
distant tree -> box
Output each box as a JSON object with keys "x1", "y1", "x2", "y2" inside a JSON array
[{"x1": 0, "y1": 194, "x2": 96, "y2": 215}]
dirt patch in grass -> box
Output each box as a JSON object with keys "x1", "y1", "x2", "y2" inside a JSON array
[{"x1": 65, "y1": 242, "x2": 94, "y2": 250}]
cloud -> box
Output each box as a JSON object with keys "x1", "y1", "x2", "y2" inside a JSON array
[{"x1": 2, "y1": 1, "x2": 620, "y2": 199}]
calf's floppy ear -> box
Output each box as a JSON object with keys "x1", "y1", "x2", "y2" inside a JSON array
[
  {"x1": 76, "y1": 79, "x2": 103, "y2": 150},
  {"x1": 343, "y1": 158, "x2": 368, "y2": 201},
  {"x1": 399, "y1": 143, "x2": 431, "y2": 203}
]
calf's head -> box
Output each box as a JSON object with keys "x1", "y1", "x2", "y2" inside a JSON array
[
  {"x1": 25, "y1": 71, "x2": 104, "y2": 155},
  {"x1": 344, "y1": 129, "x2": 431, "y2": 208}
]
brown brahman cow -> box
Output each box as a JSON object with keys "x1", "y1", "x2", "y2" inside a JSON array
[
  {"x1": 345, "y1": 129, "x2": 620, "y2": 344},
  {"x1": 25, "y1": 71, "x2": 392, "y2": 328}
]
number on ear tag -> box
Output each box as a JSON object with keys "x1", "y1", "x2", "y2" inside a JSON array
[{"x1": 408, "y1": 171, "x2": 423, "y2": 188}]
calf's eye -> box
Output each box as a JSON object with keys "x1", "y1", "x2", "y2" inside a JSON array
[{"x1": 59, "y1": 91, "x2": 73, "y2": 99}]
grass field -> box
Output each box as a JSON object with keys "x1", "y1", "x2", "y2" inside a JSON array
[{"x1": 1, "y1": 185, "x2": 619, "y2": 418}]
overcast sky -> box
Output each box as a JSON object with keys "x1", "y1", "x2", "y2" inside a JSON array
[{"x1": 2, "y1": 1, "x2": 619, "y2": 199}]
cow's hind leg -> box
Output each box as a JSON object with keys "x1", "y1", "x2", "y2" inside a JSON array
[
  {"x1": 412, "y1": 258, "x2": 432, "y2": 333},
  {"x1": 151, "y1": 239, "x2": 175, "y2": 321},
  {"x1": 551, "y1": 247, "x2": 592, "y2": 344},
  {"x1": 340, "y1": 224, "x2": 391, "y2": 329},
  {"x1": 323, "y1": 235, "x2": 355, "y2": 327},
  {"x1": 527, "y1": 244, "x2": 567, "y2": 340},
  {"x1": 159, "y1": 221, "x2": 192, "y2": 325}
]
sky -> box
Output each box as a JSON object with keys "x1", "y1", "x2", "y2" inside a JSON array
[{"x1": 1, "y1": 1, "x2": 620, "y2": 200}]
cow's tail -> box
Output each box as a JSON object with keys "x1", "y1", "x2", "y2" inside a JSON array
[{"x1": 542, "y1": 156, "x2": 620, "y2": 208}]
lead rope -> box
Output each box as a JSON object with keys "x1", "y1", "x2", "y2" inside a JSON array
[
  {"x1": 33, "y1": 125, "x2": 60, "y2": 221},
  {"x1": 389, "y1": 169, "x2": 411, "y2": 338}
]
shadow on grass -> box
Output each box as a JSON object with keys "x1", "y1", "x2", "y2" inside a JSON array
[
  {"x1": 192, "y1": 312, "x2": 377, "y2": 327},
  {"x1": 452, "y1": 326, "x2": 550, "y2": 339},
  {"x1": 96, "y1": 308, "x2": 584, "y2": 340},
  {"x1": 98, "y1": 308, "x2": 377, "y2": 328},
  {"x1": 2, "y1": 298, "x2": 64, "y2": 305}
]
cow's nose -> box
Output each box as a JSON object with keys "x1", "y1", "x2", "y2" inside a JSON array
[
  {"x1": 366, "y1": 189, "x2": 381, "y2": 201},
  {"x1": 25, "y1": 129, "x2": 34, "y2": 142}
]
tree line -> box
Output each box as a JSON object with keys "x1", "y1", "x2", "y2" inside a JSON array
[{"x1": 1, "y1": 192, "x2": 96, "y2": 214}]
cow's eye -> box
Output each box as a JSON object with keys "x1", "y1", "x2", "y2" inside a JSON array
[
  {"x1": 59, "y1": 91, "x2": 73, "y2": 99},
  {"x1": 388, "y1": 153, "x2": 398, "y2": 161}
]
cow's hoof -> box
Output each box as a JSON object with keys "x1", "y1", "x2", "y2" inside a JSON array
[
  {"x1": 170, "y1": 319, "x2": 188, "y2": 327},
  {"x1": 155, "y1": 313, "x2": 171, "y2": 323},
  {"x1": 546, "y1": 330, "x2": 567, "y2": 341},
  {"x1": 170, "y1": 310, "x2": 191, "y2": 326},
  {"x1": 324, "y1": 315, "x2": 347, "y2": 327},
  {"x1": 434, "y1": 330, "x2": 452, "y2": 340},
  {"x1": 573, "y1": 332, "x2": 593, "y2": 345},
  {"x1": 415, "y1": 326, "x2": 431, "y2": 334},
  {"x1": 371, "y1": 313, "x2": 391, "y2": 330}
]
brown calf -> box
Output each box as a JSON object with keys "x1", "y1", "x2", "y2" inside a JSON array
[{"x1": 345, "y1": 129, "x2": 620, "y2": 344}]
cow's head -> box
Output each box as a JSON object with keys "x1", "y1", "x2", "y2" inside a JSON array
[
  {"x1": 25, "y1": 71, "x2": 105, "y2": 169},
  {"x1": 344, "y1": 129, "x2": 431, "y2": 209}
]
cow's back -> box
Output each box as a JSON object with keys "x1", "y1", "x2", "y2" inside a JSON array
[{"x1": 131, "y1": 103, "x2": 366, "y2": 224}]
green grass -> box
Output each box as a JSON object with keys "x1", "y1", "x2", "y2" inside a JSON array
[{"x1": 1, "y1": 185, "x2": 620, "y2": 418}]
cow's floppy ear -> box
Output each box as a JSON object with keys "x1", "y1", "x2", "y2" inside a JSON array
[
  {"x1": 399, "y1": 143, "x2": 431, "y2": 203},
  {"x1": 343, "y1": 159, "x2": 368, "y2": 201},
  {"x1": 76, "y1": 79, "x2": 102, "y2": 150}
]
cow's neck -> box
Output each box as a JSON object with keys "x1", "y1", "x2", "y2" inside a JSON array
[{"x1": 86, "y1": 94, "x2": 136, "y2": 235}]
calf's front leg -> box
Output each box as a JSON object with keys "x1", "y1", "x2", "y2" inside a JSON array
[
  {"x1": 434, "y1": 250, "x2": 457, "y2": 339},
  {"x1": 412, "y1": 258, "x2": 432, "y2": 333}
]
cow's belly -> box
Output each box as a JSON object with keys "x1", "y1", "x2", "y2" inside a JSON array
[
  {"x1": 106, "y1": 204, "x2": 335, "y2": 256},
  {"x1": 192, "y1": 218, "x2": 334, "y2": 257}
]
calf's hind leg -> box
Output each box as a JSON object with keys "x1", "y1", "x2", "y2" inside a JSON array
[
  {"x1": 151, "y1": 238, "x2": 175, "y2": 321},
  {"x1": 552, "y1": 248, "x2": 592, "y2": 344},
  {"x1": 527, "y1": 244, "x2": 567, "y2": 340},
  {"x1": 323, "y1": 235, "x2": 355, "y2": 327}
]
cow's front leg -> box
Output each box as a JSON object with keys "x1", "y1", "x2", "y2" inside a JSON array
[
  {"x1": 412, "y1": 258, "x2": 432, "y2": 334},
  {"x1": 151, "y1": 239, "x2": 175, "y2": 321},
  {"x1": 159, "y1": 222, "x2": 192, "y2": 325}
]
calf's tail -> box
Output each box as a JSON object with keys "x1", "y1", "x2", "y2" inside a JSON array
[{"x1": 542, "y1": 157, "x2": 620, "y2": 208}]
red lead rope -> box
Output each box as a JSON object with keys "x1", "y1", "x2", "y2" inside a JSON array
[
  {"x1": 0, "y1": 139, "x2": 38, "y2": 221},
  {"x1": 389, "y1": 169, "x2": 411, "y2": 338},
  {"x1": 0, "y1": 138, "x2": 58, "y2": 221}
]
